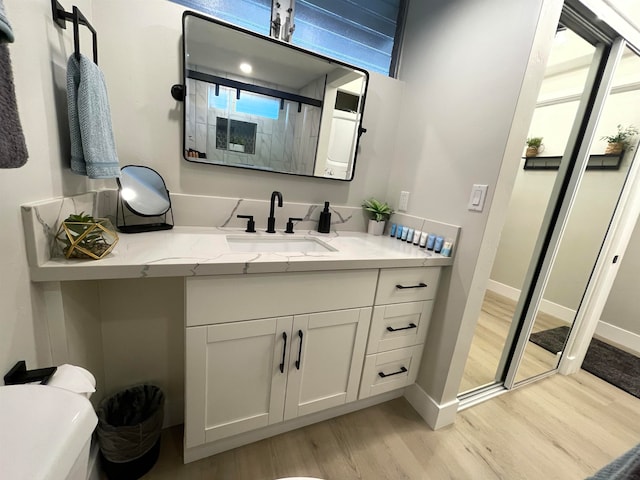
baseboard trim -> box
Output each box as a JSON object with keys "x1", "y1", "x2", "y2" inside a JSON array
[
  {"x1": 403, "y1": 383, "x2": 459, "y2": 430},
  {"x1": 183, "y1": 389, "x2": 404, "y2": 463},
  {"x1": 595, "y1": 320, "x2": 640, "y2": 355},
  {"x1": 486, "y1": 280, "x2": 575, "y2": 323},
  {"x1": 487, "y1": 280, "x2": 639, "y2": 356}
]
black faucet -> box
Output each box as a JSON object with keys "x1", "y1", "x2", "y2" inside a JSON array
[{"x1": 266, "y1": 191, "x2": 283, "y2": 233}]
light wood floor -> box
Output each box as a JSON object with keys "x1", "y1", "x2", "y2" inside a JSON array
[
  {"x1": 460, "y1": 290, "x2": 566, "y2": 393},
  {"x1": 139, "y1": 371, "x2": 640, "y2": 479}
]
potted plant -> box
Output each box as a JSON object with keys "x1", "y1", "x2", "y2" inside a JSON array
[
  {"x1": 362, "y1": 198, "x2": 394, "y2": 235},
  {"x1": 525, "y1": 137, "x2": 544, "y2": 157},
  {"x1": 601, "y1": 124, "x2": 638, "y2": 155},
  {"x1": 55, "y1": 212, "x2": 119, "y2": 260}
]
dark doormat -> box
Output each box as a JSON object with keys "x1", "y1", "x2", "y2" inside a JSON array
[{"x1": 529, "y1": 326, "x2": 640, "y2": 399}]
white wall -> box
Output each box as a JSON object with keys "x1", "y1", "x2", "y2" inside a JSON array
[
  {"x1": 391, "y1": 0, "x2": 563, "y2": 412},
  {"x1": 600, "y1": 218, "x2": 640, "y2": 335},
  {"x1": 0, "y1": 0, "x2": 109, "y2": 379},
  {"x1": 0, "y1": 0, "x2": 403, "y2": 380}
]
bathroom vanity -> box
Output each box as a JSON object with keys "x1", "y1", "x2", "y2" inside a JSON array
[{"x1": 21, "y1": 192, "x2": 459, "y2": 463}]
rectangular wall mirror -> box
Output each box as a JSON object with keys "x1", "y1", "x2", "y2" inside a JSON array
[{"x1": 182, "y1": 11, "x2": 369, "y2": 181}]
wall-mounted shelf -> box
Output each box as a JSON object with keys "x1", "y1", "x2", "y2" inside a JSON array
[{"x1": 523, "y1": 152, "x2": 625, "y2": 171}]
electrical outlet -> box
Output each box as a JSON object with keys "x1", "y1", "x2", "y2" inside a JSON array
[{"x1": 399, "y1": 191, "x2": 410, "y2": 212}]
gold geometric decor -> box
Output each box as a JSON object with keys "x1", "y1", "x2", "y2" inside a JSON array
[{"x1": 55, "y1": 213, "x2": 119, "y2": 260}]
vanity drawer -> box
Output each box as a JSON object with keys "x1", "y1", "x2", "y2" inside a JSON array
[
  {"x1": 375, "y1": 267, "x2": 440, "y2": 305},
  {"x1": 359, "y1": 345, "x2": 424, "y2": 399},
  {"x1": 367, "y1": 301, "x2": 433, "y2": 354},
  {"x1": 186, "y1": 270, "x2": 377, "y2": 326}
]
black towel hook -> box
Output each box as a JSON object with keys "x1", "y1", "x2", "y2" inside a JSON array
[{"x1": 51, "y1": 0, "x2": 98, "y2": 65}]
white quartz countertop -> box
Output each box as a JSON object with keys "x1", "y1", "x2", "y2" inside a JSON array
[{"x1": 31, "y1": 227, "x2": 454, "y2": 282}]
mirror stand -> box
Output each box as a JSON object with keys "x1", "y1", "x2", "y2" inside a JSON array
[
  {"x1": 116, "y1": 193, "x2": 174, "y2": 233},
  {"x1": 115, "y1": 165, "x2": 175, "y2": 234}
]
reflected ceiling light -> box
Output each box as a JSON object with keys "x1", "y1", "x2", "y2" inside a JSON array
[
  {"x1": 121, "y1": 187, "x2": 137, "y2": 201},
  {"x1": 239, "y1": 62, "x2": 252, "y2": 73}
]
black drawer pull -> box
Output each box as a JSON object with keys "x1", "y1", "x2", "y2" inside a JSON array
[
  {"x1": 387, "y1": 323, "x2": 417, "y2": 332},
  {"x1": 395, "y1": 282, "x2": 427, "y2": 289},
  {"x1": 378, "y1": 366, "x2": 408, "y2": 378},
  {"x1": 295, "y1": 330, "x2": 303, "y2": 370},
  {"x1": 279, "y1": 332, "x2": 287, "y2": 373}
]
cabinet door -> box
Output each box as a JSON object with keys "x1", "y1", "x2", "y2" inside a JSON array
[
  {"x1": 185, "y1": 316, "x2": 292, "y2": 447},
  {"x1": 284, "y1": 308, "x2": 371, "y2": 421}
]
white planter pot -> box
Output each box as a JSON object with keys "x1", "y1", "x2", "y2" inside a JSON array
[{"x1": 367, "y1": 219, "x2": 386, "y2": 236}]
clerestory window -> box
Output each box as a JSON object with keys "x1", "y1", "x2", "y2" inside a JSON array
[{"x1": 170, "y1": 0, "x2": 406, "y2": 76}]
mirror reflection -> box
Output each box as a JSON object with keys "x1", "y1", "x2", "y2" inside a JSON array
[
  {"x1": 182, "y1": 11, "x2": 368, "y2": 181},
  {"x1": 118, "y1": 165, "x2": 171, "y2": 216}
]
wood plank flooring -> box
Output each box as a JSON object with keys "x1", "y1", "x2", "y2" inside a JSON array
[
  {"x1": 460, "y1": 290, "x2": 566, "y2": 393},
  {"x1": 139, "y1": 371, "x2": 640, "y2": 480}
]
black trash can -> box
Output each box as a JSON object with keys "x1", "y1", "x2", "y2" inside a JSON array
[{"x1": 96, "y1": 384, "x2": 165, "y2": 480}]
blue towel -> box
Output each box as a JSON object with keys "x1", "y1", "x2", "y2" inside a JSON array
[
  {"x1": 67, "y1": 53, "x2": 120, "y2": 179},
  {"x1": 0, "y1": 0, "x2": 14, "y2": 43}
]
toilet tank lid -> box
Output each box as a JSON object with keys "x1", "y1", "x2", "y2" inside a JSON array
[{"x1": 0, "y1": 384, "x2": 97, "y2": 480}]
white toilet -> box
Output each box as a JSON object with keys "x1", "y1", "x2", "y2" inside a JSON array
[{"x1": 0, "y1": 384, "x2": 98, "y2": 480}]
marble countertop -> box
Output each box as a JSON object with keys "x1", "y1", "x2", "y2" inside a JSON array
[{"x1": 31, "y1": 227, "x2": 454, "y2": 282}]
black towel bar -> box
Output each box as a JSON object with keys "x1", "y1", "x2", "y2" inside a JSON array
[{"x1": 51, "y1": 0, "x2": 98, "y2": 65}]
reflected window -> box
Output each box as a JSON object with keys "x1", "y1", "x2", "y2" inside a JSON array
[{"x1": 236, "y1": 93, "x2": 280, "y2": 119}]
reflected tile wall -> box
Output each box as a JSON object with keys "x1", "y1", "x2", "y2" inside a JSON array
[{"x1": 188, "y1": 73, "x2": 312, "y2": 174}]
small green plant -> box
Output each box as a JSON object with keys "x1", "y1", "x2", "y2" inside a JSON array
[
  {"x1": 362, "y1": 198, "x2": 394, "y2": 222},
  {"x1": 601, "y1": 124, "x2": 639, "y2": 150},
  {"x1": 526, "y1": 137, "x2": 543, "y2": 148}
]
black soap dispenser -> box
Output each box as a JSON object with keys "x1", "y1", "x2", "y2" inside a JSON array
[{"x1": 317, "y1": 201, "x2": 332, "y2": 233}]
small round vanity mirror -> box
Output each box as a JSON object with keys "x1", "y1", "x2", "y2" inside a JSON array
[{"x1": 117, "y1": 165, "x2": 171, "y2": 216}]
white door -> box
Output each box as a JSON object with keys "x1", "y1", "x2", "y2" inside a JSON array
[
  {"x1": 185, "y1": 316, "x2": 292, "y2": 447},
  {"x1": 284, "y1": 308, "x2": 371, "y2": 420}
]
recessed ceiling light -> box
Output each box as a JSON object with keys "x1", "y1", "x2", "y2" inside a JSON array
[{"x1": 239, "y1": 62, "x2": 252, "y2": 73}]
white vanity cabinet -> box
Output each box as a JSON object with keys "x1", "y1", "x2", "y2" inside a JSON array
[
  {"x1": 184, "y1": 270, "x2": 377, "y2": 449},
  {"x1": 184, "y1": 266, "x2": 441, "y2": 456},
  {"x1": 359, "y1": 267, "x2": 440, "y2": 398}
]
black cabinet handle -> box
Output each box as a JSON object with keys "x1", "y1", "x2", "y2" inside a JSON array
[
  {"x1": 279, "y1": 332, "x2": 287, "y2": 374},
  {"x1": 386, "y1": 323, "x2": 417, "y2": 332},
  {"x1": 395, "y1": 282, "x2": 427, "y2": 289},
  {"x1": 378, "y1": 366, "x2": 408, "y2": 378},
  {"x1": 295, "y1": 330, "x2": 303, "y2": 370}
]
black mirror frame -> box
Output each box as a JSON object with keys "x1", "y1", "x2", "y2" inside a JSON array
[{"x1": 178, "y1": 10, "x2": 369, "y2": 182}]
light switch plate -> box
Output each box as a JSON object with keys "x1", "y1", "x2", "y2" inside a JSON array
[
  {"x1": 399, "y1": 191, "x2": 410, "y2": 212},
  {"x1": 468, "y1": 184, "x2": 488, "y2": 212}
]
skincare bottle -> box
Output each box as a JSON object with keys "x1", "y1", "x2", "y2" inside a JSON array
[
  {"x1": 426, "y1": 234, "x2": 436, "y2": 250},
  {"x1": 413, "y1": 231, "x2": 422, "y2": 245},
  {"x1": 401, "y1": 226, "x2": 409, "y2": 241},
  {"x1": 389, "y1": 223, "x2": 397, "y2": 237},
  {"x1": 434, "y1": 235, "x2": 444, "y2": 253},
  {"x1": 441, "y1": 239, "x2": 453, "y2": 257},
  {"x1": 317, "y1": 201, "x2": 331, "y2": 233},
  {"x1": 396, "y1": 225, "x2": 404, "y2": 239},
  {"x1": 406, "y1": 228, "x2": 415, "y2": 243},
  {"x1": 419, "y1": 231, "x2": 428, "y2": 248}
]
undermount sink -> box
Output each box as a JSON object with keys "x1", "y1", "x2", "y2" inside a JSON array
[{"x1": 226, "y1": 235, "x2": 336, "y2": 253}]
